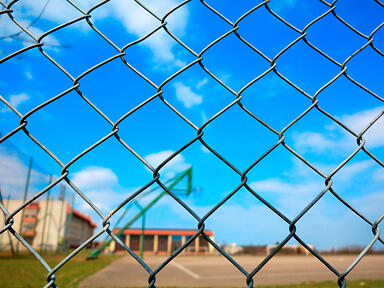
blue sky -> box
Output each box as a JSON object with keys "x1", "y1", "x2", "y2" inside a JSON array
[{"x1": 0, "y1": 0, "x2": 384, "y2": 251}]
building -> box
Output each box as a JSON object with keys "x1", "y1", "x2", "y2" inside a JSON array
[
  {"x1": 108, "y1": 228, "x2": 216, "y2": 255},
  {"x1": 223, "y1": 243, "x2": 244, "y2": 255},
  {"x1": 225, "y1": 244, "x2": 316, "y2": 256},
  {"x1": 266, "y1": 244, "x2": 315, "y2": 255},
  {"x1": 0, "y1": 199, "x2": 97, "y2": 251}
]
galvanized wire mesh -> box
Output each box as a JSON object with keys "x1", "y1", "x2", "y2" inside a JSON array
[{"x1": 1, "y1": 0, "x2": 384, "y2": 287}]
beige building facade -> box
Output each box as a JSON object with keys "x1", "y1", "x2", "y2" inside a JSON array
[
  {"x1": 108, "y1": 228, "x2": 216, "y2": 255},
  {"x1": 0, "y1": 199, "x2": 96, "y2": 251}
]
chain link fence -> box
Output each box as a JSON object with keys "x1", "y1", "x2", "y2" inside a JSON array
[{"x1": 1, "y1": 0, "x2": 384, "y2": 287}]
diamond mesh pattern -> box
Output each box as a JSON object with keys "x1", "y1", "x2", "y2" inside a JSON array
[{"x1": 0, "y1": 0, "x2": 383, "y2": 287}]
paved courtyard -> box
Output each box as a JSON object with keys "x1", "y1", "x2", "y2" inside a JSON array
[{"x1": 80, "y1": 254, "x2": 384, "y2": 287}]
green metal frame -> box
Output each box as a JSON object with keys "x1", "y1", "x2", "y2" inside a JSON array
[{"x1": 88, "y1": 167, "x2": 193, "y2": 260}]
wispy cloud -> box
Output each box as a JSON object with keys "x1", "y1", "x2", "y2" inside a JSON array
[
  {"x1": 4, "y1": 0, "x2": 189, "y2": 67},
  {"x1": 8, "y1": 0, "x2": 188, "y2": 66},
  {"x1": 200, "y1": 145, "x2": 210, "y2": 153},
  {"x1": 334, "y1": 159, "x2": 374, "y2": 181},
  {"x1": 0, "y1": 147, "x2": 48, "y2": 199},
  {"x1": 18, "y1": 0, "x2": 82, "y2": 24},
  {"x1": 340, "y1": 106, "x2": 384, "y2": 148},
  {"x1": 173, "y1": 81, "x2": 203, "y2": 108},
  {"x1": 292, "y1": 106, "x2": 384, "y2": 153},
  {"x1": 25, "y1": 71, "x2": 33, "y2": 80},
  {"x1": 350, "y1": 191, "x2": 384, "y2": 220},
  {"x1": 1, "y1": 93, "x2": 29, "y2": 112},
  {"x1": 373, "y1": 169, "x2": 384, "y2": 181},
  {"x1": 196, "y1": 78, "x2": 208, "y2": 89},
  {"x1": 292, "y1": 130, "x2": 345, "y2": 153},
  {"x1": 0, "y1": 14, "x2": 61, "y2": 48},
  {"x1": 110, "y1": 0, "x2": 188, "y2": 66},
  {"x1": 145, "y1": 150, "x2": 190, "y2": 178}
]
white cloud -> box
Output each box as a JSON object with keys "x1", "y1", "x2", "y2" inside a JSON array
[
  {"x1": 173, "y1": 81, "x2": 203, "y2": 108},
  {"x1": 72, "y1": 166, "x2": 118, "y2": 190},
  {"x1": 8, "y1": 93, "x2": 29, "y2": 108},
  {"x1": 270, "y1": 0, "x2": 300, "y2": 13},
  {"x1": 334, "y1": 160, "x2": 374, "y2": 181},
  {"x1": 0, "y1": 14, "x2": 61, "y2": 48},
  {"x1": 292, "y1": 106, "x2": 384, "y2": 153},
  {"x1": 250, "y1": 178, "x2": 287, "y2": 193},
  {"x1": 252, "y1": 177, "x2": 320, "y2": 195},
  {"x1": 350, "y1": 191, "x2": 384, "y2": 220},
  {"x1": 196, "y1": 78, "x2": 208, "y2": 89},
  {"x1": 79, "y1": 187, "x2": 126, "y2": 214},
  {"x1": 152, "y1": 185, "x2": 374, "y2": 250},
  {"x1": 248, "y1": 177, "x2": 324, "y2": 219},
  {"x1": 110, "y1": 0, "x2": 187, "y2": 66},
  {"x1": 1, "y1": 93, "x2": 29, "y2": 112},
  {"x1": 293, "y1": 131, "x2": 341, "y2": 153},
  {"x1": 25, "y1": 71, "x2": 33, "y2": 79},
  {"x1": 16, "y1": 0, "x2": 82, "y2": 24},
  {"x1": 145, "y1": 150, "x2": 190, "y2": 178},
  {"x1": 250, "y1": 178, "x2": 317, "y2": 195},
  {"x1": 340, "y1": 106, "x2": 384, "y2": 148},
  {"x1": 71, "y1": 166, "x2": 130, "y2": 217},
  {"x1": 0, "y1": 147, "x2": 48, "y2": 199},
  {"x1": 7, "y1": 0, "x2": 188, "y2": 65},
  {"x1": 247, "y1": 158, "x2": 377, "y2": 220},
  {"x1": 201, "y1": 110, "x2": 208, "y2": 123},
  {"x1": 373, "y1": 169, "x2": 384, "y2": 181},
  {"x1": 112, "y1": 0, "x2": 189, "y2": 64},
  {"x1": 200, "y1": 145, "x2": 210, "y2": 153}
]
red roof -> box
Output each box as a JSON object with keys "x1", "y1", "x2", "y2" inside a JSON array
[
  {"x1": 26, "y1": 202, "x2": 39, "y2": 209},
  {"x1": 67, "y1": 205, "x2": 97, "y2": 228},
  {"x1": 23, "y1": 217, "x2": 37, "y2": 223},
  {"x1": 113, "y1": 228, "x2": 214, "y2": 237},
  {"x1": 21, "y1": 230, "x2": 36, "y2": 236}
]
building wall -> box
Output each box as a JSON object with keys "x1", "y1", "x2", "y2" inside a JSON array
[
  {"x1": 109, "y1": 230, "x2": 216, "y2": 255},
  {"x1": 33, "y1": 200, "x2": 68, "y2": 251},
  {"x1": 66, "y1": 215, "x2": 95, "y2": 248},
  {"x1": 0, "y1": 199, "x2": 24, "y2": 250},
  {"x1": 0, "y1": 199, "x2": 94, "y2": 251}
]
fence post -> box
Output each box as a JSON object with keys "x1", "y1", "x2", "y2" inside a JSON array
[
  {"x1": 0, "y1": 189, "x2": 15, "y2": 255},
  {"x1": 56, "y1": 184, "x2": 66, "y2": 253},
  {"x1": 16, "y1": 157, "x2": 32, "y2": 255},
  {"x1": 40, "y1": 175, "x2": 52, "y2": 252}
]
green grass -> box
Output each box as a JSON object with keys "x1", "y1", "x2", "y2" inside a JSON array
[{"x1": 0, "y1": 251, "x2": 120, "y2": 288}]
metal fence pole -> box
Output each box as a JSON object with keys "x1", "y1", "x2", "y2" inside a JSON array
[
  {"x1": 16, "y1": 157, "x2": 32, "y2": 255},
  {"x1": 40, "y1": 175, "x2": 52, "y2": 252},
  {"x1": 56, "y1": 184, "x2": 66, "y2": 253},
  {"x1": 0, "y1": 189, "x2": 14, "y2": 255}
]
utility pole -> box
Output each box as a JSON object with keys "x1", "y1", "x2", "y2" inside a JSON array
[
  {"x1": 44, "y1": 179, "x2": 54, "y2": 254},
  {"x1": 40, "y1": 175, "x2": 52, "y2": 252},
  {"x1": 0, "y1": 188, "x2": 15, "y2": 255},
  {"x1": 16, "y1": 157, "x2": 32, "y2": 255},
  {"x1": 134, "y1": 202, "x2": 146, "y2": 259},
  {"x1": 56, "y1": 184, "x2": 66, "y2": 253}
]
